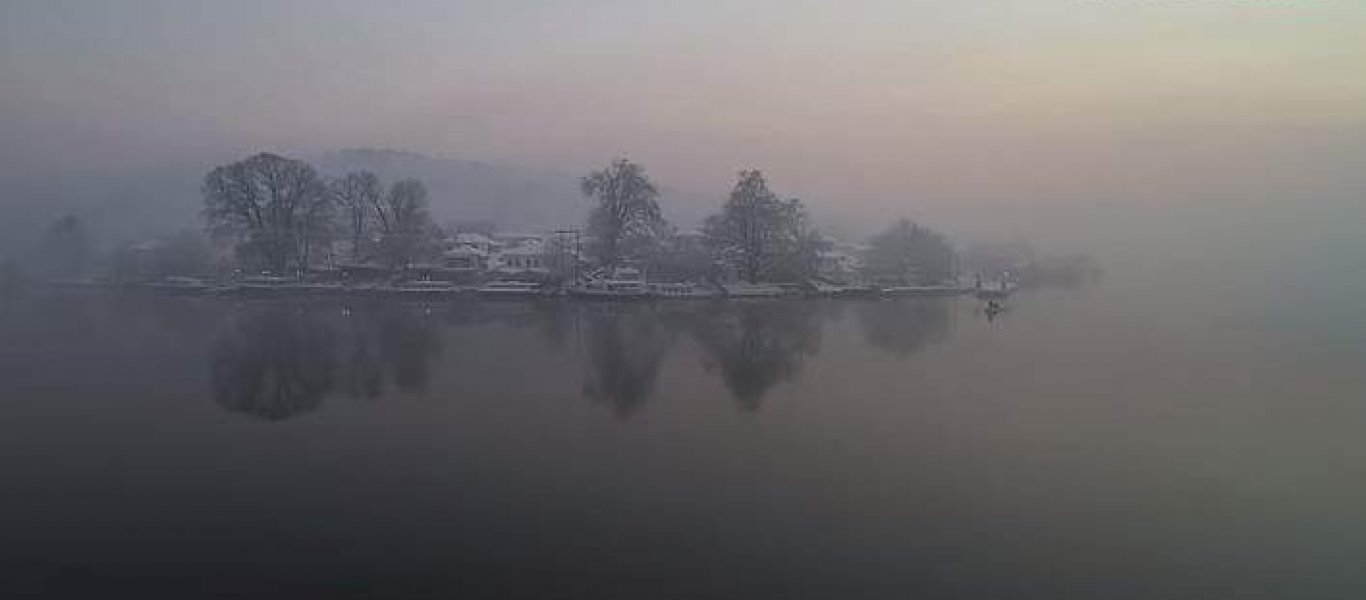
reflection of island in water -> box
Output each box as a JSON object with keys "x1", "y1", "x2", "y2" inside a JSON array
[
  {"x1": 856, "y1": 298, "x2": 952, "y2": 358},
  {"x1": 210, "y1": 308, "x2": 336, "y2": 421},
  {"x1": 209, "y1": 304, "x2": 444, "y2": 421},
  {"x1": 688, "y1": 302, "x2": 824, "y2": 411},
  {"x1": 206, "y1": 297, "x2": 957, "y2": 421},
  {"x1": 581, "y1": 307, "x2": 678, "y2": 418}
]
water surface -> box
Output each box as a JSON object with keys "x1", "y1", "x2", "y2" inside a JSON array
[{"x1": 1, "y1": 285, "x2": 1363, "y2": 599}]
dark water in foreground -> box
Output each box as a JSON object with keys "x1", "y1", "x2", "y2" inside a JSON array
[{"x1": 1, "y1": 286, "x2": 1364, "y2": 599}]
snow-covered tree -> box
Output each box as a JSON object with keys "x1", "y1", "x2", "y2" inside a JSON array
[
  {"x1": 703, "y1": 170, "x2": 821, "y2": 282},
  {"x1": 373, "y1": 178, "x2": 440, "y2": 268},
  {"x1": 581, "y1": 158, "x2": 667, "y2": 268}
]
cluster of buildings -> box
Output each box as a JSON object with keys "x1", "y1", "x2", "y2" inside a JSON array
[
  {"x1": 329, "y1": 231, "x2": 571, "y2": 283},
  {"x1": 357, "y1": 230, "x2": 873, "y2": 285},
  {"x1": 813, "y1": 236, "x2": 869, "y2": 283},
  {"x1": 112, "y1": 227, "x2": 880, "y2": 287}
]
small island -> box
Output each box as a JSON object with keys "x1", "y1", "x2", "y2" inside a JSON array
[{"x1": 10, "y1": 152, "x2": 1099, "y2": 304}]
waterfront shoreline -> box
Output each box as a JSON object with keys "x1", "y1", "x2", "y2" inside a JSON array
[{"x1": 37, "y1": 279, "x2": 1001, "y2": 302}]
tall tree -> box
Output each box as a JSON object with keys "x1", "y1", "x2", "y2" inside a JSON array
[
  {"x1": 581, "y1": 158, "x2": 666, "y2": 269},
  {"x1": 202, "y1": 153, "x2": 330, "y2": 275},
  {"x1": 769, "y1": 199, "x2": 828, "y2": 282},
  {"x1": 863, "y1": 219, "x2": 955, "y2": 285},
  {"x1": 374, "y1": 178, "x2": 439, "y2": 268},
  {"x1": 330, "y1": 170, "x2": 383, "y2": 262},
  {"x1": 703, "y1": 170, "x2": 817, "y2": 282}
]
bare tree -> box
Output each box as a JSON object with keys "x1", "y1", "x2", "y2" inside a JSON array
[
  {"x1": 703, "y1": 170, "x2": 818, "y2": 283},
  {"x1": 581, "y1": 158, "x2": 666, "y2": 269},
  {"x1": 202, "y1": 153, "x2": 331, "y2": 275},
  {"x1": 374, "y1": 178, "x2": 439, "y2": 268},
  {"x1": 330, "y1": 171, "x2": 382, "y2": 263}
]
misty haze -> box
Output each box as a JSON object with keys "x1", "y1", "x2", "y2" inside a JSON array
[{"x1": 2, "y1": 2, "x2": 1365, "y2": 599}]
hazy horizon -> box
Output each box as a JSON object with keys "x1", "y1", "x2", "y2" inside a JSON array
[{"x1": 3, "y1": 1, "x2": 1364, "y2": 291}]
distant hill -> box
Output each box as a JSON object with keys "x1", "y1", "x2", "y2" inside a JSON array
[{"x1": 315, "y1": 148, "x2": 584, "y2": 231}]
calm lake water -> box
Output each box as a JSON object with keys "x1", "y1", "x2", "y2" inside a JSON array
[{"x1": 1, "y1": 283, "x2": 1364, "y2": 599}]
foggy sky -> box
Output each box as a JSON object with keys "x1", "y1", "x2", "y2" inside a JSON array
[{"x1": 3, "y1": 0, "x2": 1365, "y2": 270}]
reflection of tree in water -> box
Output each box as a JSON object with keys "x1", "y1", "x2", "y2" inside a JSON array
[
  {"x1": 438, "y1": 302, "x2": 572, "y2": 351},
  {"x1": 855, "y1": 298, "x2": 952, "y2": 358},
  {"x1": 210, "y1": 307, "x2": 337, "y2": 421},
  {"x1": 524, "y1": 302, "x2": 574, "y2": 351},
  {"x1": 688, "y1": 301, "x2": 823, "y2": 411},
  {"x1": 334, "y1": 304, "x2": 445, "y2": 399},
  {"x1": 370, "y1": 308, "x2": 444, "y2": 394},
  {"x1": 581, "y1": 306, "x2": 677, "y2": 418},
  {"x1": 338, "y1": 311, "x2": 385, "y2": 400},
  {"x1": 209, "y1": 303, "x2": 446, "y2": 420}
]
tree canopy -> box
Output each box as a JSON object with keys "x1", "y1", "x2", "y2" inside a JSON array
[
  {"x1": 330, "y1": 170, "x2": 383, "y2": 262},
  {"x1": 202, "y1": 153, "x2": 330, "y2": 274},
  {"x1": 374, "y1": 178, "x2": 440, "y2": 268},
  {"x1": 581, "y1": 158, "x2": 667, "y2": 268},
  {"x1": 703, "y1": 170, "x2": 822, "y2": 283},
  {"x1": 863, "y1": 219, "x2": 954, "y2": 285}
]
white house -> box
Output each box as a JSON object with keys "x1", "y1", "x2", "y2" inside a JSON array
[
  {"x1": 441, "y1": 246, "x2": 488, "y2": 271},
  {"x1": 494, "y1": 239, "x2": 549, "y2": 273},
  {"x1": 815, "y1": 237, "x2": 866, "y2": 282},
  {"x1": 452, "y1": 233, "x2": 498, "y2": 255}
]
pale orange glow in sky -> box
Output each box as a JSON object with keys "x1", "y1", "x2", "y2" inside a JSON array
[{"x1": 2, "y1": 0, "x2": 1364, "y2": 256}]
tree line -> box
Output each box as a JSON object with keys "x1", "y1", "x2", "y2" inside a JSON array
[
  {"x1": 197, "y1": 152, "x2": 957, "y2": 284},
  {"x1": 202, "y1": 152, "x2": 441, "y2": 274},
  {"x1": 581, "y1": 158, "x2": 954, "y2": 285}
]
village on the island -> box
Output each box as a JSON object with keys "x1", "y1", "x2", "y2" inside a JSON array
[{"x1": 9, "y1": 153, "x2": 1100, "y2": 305}]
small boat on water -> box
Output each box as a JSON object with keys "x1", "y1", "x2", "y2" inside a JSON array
[{"x1": 476, "y1": 280, "x2": 546, "y2": 299}]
